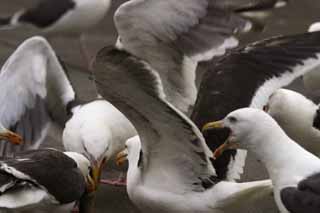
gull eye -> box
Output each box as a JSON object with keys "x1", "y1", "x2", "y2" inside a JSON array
[{"x1": 228, "y1": 116, "x2": 237, "y2": 123}]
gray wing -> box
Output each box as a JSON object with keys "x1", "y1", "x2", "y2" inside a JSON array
[
  {"x1": 93, "y1": 47, "x2": 217, "y2": 193},
  {"x1": 0, "y1": 36, "x2": 75, "y2": 156},
  {"x1": 281, "y1": 173, "x2": 320, "y2": 213},
  {"x1": 115, "y1": 0, "x2": 250, "y2": 113}
]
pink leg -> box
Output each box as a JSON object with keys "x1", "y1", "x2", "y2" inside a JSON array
[
  {"x1": 71, "y1": 205, "x2": 79, "y2": 213},
  {"x1": 100, "y1": 172, "x2": 126, "y2": 186}
]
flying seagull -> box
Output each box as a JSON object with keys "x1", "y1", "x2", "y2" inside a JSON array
[
  {"x1": 0, "y1": 148, "x2": 93, "y2": 212},
  {"x1": 92, "y1": 45, "x2": 274, "y2": 213},
  {"x1": 192, "y1": 31, "x2": 320, "y2": 180},
  {"x1": 0, "y1": 0, "x2": 112, "y2": 66},
  {"x1": 113, "y1": 0, "x2": 286, "y2": 114},
  {"x1": 263, "y1": 88, "x2": 320, "y2": 156},
  {"x1": 203, "y1": 108, "x2": 320, "y2": 213},
  {"x1": 0, "y1": 36, "x2": 136, "y2": 187}
]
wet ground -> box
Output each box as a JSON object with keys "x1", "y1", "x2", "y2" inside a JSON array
[{"x1": 0, "y1": 0, "x2": 320, "y2": 212}]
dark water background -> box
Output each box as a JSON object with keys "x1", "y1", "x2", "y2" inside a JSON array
[{"x1": 1, "y1": 0, "x2": 320, "y2": 212}]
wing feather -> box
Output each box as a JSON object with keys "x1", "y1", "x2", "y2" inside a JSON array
[{"x1": 0, "y1": 36, "x2": 75, "y2": 156}]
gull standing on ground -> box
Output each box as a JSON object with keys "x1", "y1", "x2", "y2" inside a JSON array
[{"x1": 203, "y1": 108, "x2": 320, "y2": 213}]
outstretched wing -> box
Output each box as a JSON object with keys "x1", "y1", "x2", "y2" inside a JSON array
[
  {"x1": 94, "y1": 47, "x2": 217, "y2": 193},
  {"x1": 115, "y1": 0, "x2": 250, "y2": 113},
  {"x1": 0, "y1": 36, "x2": 75, "y2": 156},
  {"x1": 192, "y1": 31, "x2": 320, "y2": 180}
]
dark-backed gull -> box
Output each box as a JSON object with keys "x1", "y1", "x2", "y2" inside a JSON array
[
  {"x1": 0, "y1": 148, "x2": 93, "y2": 212},
  {"x1": 193, "y1": 31, "x2": 320, "y2": 180}
]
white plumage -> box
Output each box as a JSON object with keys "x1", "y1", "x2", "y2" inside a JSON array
[
  {"x1": 204, "y1": 108, "x2": 320, "y2": 213},
  {"x1": 93, "y1": 46, "x2": 274, "y2": 213},
  {"x1": 63, "y1": 99, "x2": 137, "y2": 171},
  {"x1": 113, "y1": 0, "x2": 255, "y2": 114},
  {"x1": 0, "y1": 36, "x2": 74, "y2": 156},
  {"x1": 265, "y1": 88, "x2": 320, "y2": 155},
  {"x1": 0, "y1": 36, "x2": 136, "y2": 190}
]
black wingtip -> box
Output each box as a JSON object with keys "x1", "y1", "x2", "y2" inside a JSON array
[{"x1": 313, "y1": 107, "x2": 320, "y2": 130}]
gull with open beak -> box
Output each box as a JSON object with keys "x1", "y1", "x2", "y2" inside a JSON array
[
  {"x1": 204, "y1": 108, "x2": 320, "y2": 213},
  {"x1": 202, "y1": 120, "x2": 240, "y2": 160}
]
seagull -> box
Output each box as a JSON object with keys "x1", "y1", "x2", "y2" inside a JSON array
[
  {"x1": 263, "y1": 88, "x2": 320, "y2": 155},
  {"x1": 63, "y1": 99, "x2": 137, "y2": 186},
  {"x1": 0, "y1": 0, "x2": 112, "y2": 66},
  {"x1": 112, "y1": 0, "x2": 286, "y2": 115},
  {"x1": 192, "y1": 31, "x2": 320, "y2": 180},
  {"x1": 202, "y1": 108, "x2": 320, "y2": 213},
  {"x1": 0, "y1": 148, "x2": 93, "y2": 212},
  {"x1": 92, "y1": 45, "x2": 274, "y2": 213},
  {"x1": 0, "y1": 36, "x2": 75, "y2": 157},
  {"x1": 0, "y1": 36, "x2": 136, "y2": 187}
]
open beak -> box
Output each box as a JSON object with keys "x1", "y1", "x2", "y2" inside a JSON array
[
  {"x1": 202, "y1": 120, "x2": 239, "y2": 160},
  {"x1": 116, "y1": 149, "x2": 128, "y2": 167},
  {"x1": 0, "y1": 129, "x2": 23, "y2": 145},
  {"x1": 202, "y1": 120, "x2": 225, "y2": 132}
]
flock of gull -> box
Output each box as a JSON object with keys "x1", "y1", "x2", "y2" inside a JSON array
[{"x1": 1, "y1": 0, "x2": 320, "y2": 212}]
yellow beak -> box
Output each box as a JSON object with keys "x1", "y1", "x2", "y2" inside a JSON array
[
  {"x1": 202, "y1": 120, "x2": 239, "y2": 160},
  {"x1": 202, "y1": 120, "x2": 224, "y2": 132},
  {"x1": 85, "y1": 173, "x2": 96, "y2": 193},
  {"x1": 116, "y1": 149, "x2": 128, "y2": 167},
  {"x1": 86, "y1": 158, "x2": 106, "y2": 193},
  {"x1": 0, "y1": 129, "x2": 23, "y2": 145}
]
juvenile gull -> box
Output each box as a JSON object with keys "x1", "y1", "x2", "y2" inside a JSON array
[{"x1": 203, "y1": 108, "x2": 320, "y2": 213}]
